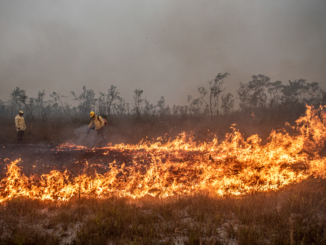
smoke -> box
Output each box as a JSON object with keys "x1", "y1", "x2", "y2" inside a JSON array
[
  {"x1": 73, "y1": 124, "x2": 109, "y2": 147},
  {"x1": 73, "y1": 125, "x2": 95, "y2": 147},
  {"x1": 0, "y1": 0, "x2": 325, "y2": 106}
]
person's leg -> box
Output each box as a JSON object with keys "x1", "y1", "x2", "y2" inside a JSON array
[
  {"x1": 17, "y1": 130, "x2": 24, "y2": 142},
  {"x1": 94, "y1": 128, "x2": 101, "y2": 147},
  {"x1": 96, "y1": 128, "x2": 107, "y2": 146},
  {"x1": 21, "y1": 130, "x2": 24, "y2": 142},
  {"x1": 100, "y1": 128, "x2": 107, "y2": 145},
  {"x1": 16, "y1": 131, "x2": 20, "y2": 141}
]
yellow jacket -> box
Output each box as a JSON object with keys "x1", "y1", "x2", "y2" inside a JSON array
[
  {"x1": 15, "y1": 114, "x2": 26, "y2": 131},
  {"x1": 89, "y1": 115, "x2": 104, "y2": 130}
]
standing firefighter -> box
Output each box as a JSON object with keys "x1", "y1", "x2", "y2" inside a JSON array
[
  {"x1": 15, "y1": 110, "x2": 26, "y2": 142},
  {"x1": 87, "y1": 111, "x2": 107, "y2": 145}
]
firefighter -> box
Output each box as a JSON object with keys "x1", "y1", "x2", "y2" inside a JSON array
[
  {"x1": 87, "y1": 111, "x2": 107, "y2": 145},
  {"x1": 15, "y1": 110, "x2": 26, "y2": 142}
]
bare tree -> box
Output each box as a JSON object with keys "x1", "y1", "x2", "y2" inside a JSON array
[
  {"x1": 180, "y1": 105, "x2": 188, "y2": 116},
  {"x1": 50, "y1": 92, "x2": 70, "y2": 117},
  {"x1": 0, "y1": 100, "x2": 6, "y2": 117},
  {"x1": 38, "y1": 90, "x2": 46, "y2": 117},
  {"x1": 71, "y1": 86, "x2": 96, "y2": 118},
  {"x1": 144, "y1": 99, "x2": 156, "y2": 116},
  {"x1": 133, "y1": 89, "x2": 143, "y2": 122},
  {"x1": 221, "y1": 93, "x2": 234, "y2": 115},
  {"x1": 113, "y1": 97, "x2": 128, "y2": 116},
  {"x1": 237, "y1": 82, "x2": 251, "y2": 113},
  {"x1": 107, "y1": 85, "x2": 120, "y2": 117},
  {"x1": 172, "y1": 105, "x2": 178, "y2": 115},
  {"x1": 97, "y1": 92, "x2": 106, "y2": 116},
  {"x1": 198, "y1": 72, "x2": 229, "y2": 119},
  {"x1": 10, "y1": 87, "x2": 24, "y2": 110},
  {"x1": 157, "y1": 96, "x2": 166, "y2": 117},
  {"x1": 10, "y1": 87, "x2": 44, "y2": 119},
  {"x1": 187, "y1": 95, "x2": 203, "y2": 115}
]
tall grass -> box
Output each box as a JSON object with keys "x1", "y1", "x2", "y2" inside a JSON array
[
  {"x1": 0, "y1": 178, "x2": 325, "y2": 244},
  {"x1": 0, "y1": 112, "x2": 294, "y2": 145}
]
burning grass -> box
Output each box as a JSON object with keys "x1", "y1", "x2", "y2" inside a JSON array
[
  {"x1": 1, "y1": 106, "x2": 326, "y2": 202},
  {"x1": 0, "y1": 105, "x2": 326, "y2": 243}
]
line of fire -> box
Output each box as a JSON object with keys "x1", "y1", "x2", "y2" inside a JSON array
[{"x1": 1, "y1": 105, "x2": 326, "y2": 202}]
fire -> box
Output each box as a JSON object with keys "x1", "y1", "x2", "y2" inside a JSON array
[{"x1": 1, "y1": 105, "x2": 326, "y2": 202}]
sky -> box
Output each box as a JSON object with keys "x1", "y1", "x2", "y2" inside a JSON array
[{"x1": 0, "y1": 0, "x2": 326, "y2": 106}]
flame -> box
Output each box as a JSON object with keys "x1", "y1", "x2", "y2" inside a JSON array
[{"x1": 1, "y1": 105, "x2": 326, "y2": 202}]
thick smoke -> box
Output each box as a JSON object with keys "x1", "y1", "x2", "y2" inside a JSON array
[{"x1": 0, "y1": 0, "x2": 325, "y2": 105}]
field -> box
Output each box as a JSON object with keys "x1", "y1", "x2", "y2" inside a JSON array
[
  {"x1": 0, "y1": 179, "x2": 325, "y2": 245},
  {"x1": 1, "y1": 108, "x2": 326, "y2": 244}
]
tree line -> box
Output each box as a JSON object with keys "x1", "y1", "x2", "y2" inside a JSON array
[{"x1": 0, "y1": 73, "x2": 325, "y2": 122}]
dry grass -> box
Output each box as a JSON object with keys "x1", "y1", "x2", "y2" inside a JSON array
[
  {"x1": 1, "y1": 113, "x2": 323, "y2": 244},
  {"x1": 0, "y1": 178, "x2": 325, "y2": 244},
  {"x1": 0, "y1": 113, "x2": 291, "y2": 146}
]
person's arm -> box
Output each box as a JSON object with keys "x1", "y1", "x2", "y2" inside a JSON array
[
  {"x1": 23, "y1": 118, "x2": 26, "y2": 130},
  {"x1": 15, "y1": 116, "x2": 19, "y2": 130},
  {"x1": 88, "y1": 121, "x2": 94, "y2": 128}
]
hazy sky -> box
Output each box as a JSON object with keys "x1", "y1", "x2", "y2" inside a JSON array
[{"x1": 1, "y1": 0, "x2": 326, "y2": 106}]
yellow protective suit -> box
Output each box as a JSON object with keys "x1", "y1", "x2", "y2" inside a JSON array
[
  {"x1": 15, "y1": 114, "x2": 26, "y2": 131},
  {"x1": 88, "y1": 115, "x2": 104, "y2": 130}
]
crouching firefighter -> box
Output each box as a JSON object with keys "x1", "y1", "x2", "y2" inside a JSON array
[
  {"x1": 15, "y1": 110, "x2": 26, "y2": 142},
  {"x1": 86, "y1": 111, "x2": 107, "y2": 146}
]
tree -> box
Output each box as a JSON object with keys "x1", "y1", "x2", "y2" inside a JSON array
[
  {"x1": 282, "y1": 79, "x2": 323, "y2": 105},
  {"x1": 221, "y1": 93, "x2": 234, "y2": 115},
  {"x1": 237, "y1": 74, "x2": 270, "y2": 117},
  {"x1": 0, "y1": 100, "x2": 6, "y2": 117},
  {"x1": 144, "y1": 100, "x2": 156, "y2": 116},
  {"x1": 198, "y1": 72, "x2": 229, "y2": 119},
  {"x1": 237, "y1": 82, "x2": 251, "y2": 112},
  {"x1": 107, "y1": 85, "x2": 120, "y2": 117},
  {"x1": 10, "y1": 87, "x2": 24, "y2": 109},
  {"x1": 280, "y1": 79, "x2": 324, "y2": 120},
  {"x1": 267, "y1": 81, "x2": 283, "y2": 108},
  {"x1": 97, "y1": 92, "x2": 106, "y2": 116},
  {"x1": 187, "y1": 95, "x2": 203, "y2": 115},
  {"x1": 247, "y1": 75, "x2": 269, "y2": 108},
  {"x1": 172, "y1": 105, "x2": 178, "y2": 115},
  {"x1": 113, "y1": 97, "x2": 128, "y2": 116},
  {"x1": 133, "y1": 89, "x2": 143, "y2": 122},
  {"x1": 71, "y1": 86, "x2": 96, "y2": 118},
  {"x1": 178, "y1": 105, "x2": 188, "y2": 116},
  {"x1": 157, "y1": 96, "x2": 167, "y2": 117},
  {"x1": 10, "y1": 87, "x2": 44, "y2": 119},
  {"x1": 50, "y1": 92, "x2": 70, "y2": 117},
  {"x1": 38, "y1": 90, "x2": 46, "y2": 117}
]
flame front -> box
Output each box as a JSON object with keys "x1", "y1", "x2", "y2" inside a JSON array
[{"x1": 1, "y1": 105, "x2": 326, "y2": 202}]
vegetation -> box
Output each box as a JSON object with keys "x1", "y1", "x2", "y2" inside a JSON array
[
  {"x1": 1, "y1": 73, "x2": 324, "y2": 124},
  {"x1": 1, "y1": 72, "x2": 324, "y2": 145},
  {"x1": 0, "y1": 178, "x2": 325, "y2": 244},
  {"x1": 1, "y1": 73, "x2": 326, "y2": 244}
]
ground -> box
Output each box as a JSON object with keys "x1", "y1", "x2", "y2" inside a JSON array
[{"x1": 0, "y1": 143, "x2": 326, "y2": 244}]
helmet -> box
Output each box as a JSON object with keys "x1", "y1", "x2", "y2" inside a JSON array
[
  {"x1": 19, "y1": 110, "x2": 24, "y2": 114},
  {"x1": 90, "y1": 111, "x2": 95, "y2": 117}
]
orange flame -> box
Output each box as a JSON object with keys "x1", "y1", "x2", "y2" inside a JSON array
[{"x1": 1, "y1": 105, "x2": 326, "y2": 202}]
